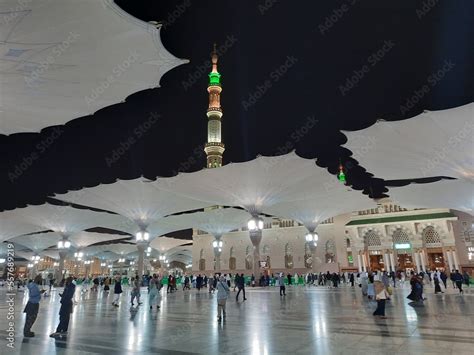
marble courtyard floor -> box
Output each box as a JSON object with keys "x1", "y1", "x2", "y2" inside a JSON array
[{"x1": 1, "y1": 283, "x2": 473, "y2": 354}]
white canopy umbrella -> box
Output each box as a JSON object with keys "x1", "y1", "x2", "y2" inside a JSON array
[
  {"x1": 163, "y1": 207, "x2": 249, "y2": 236},
  {"x1": 265, "y1": 188, "x2": 376, "y2": 232},
  {"x1": 389, "y1": 180, "x2": 474, "y2": 215},
  {"x1": 343, "y1": 103, "x2": 474, "y2": 180},
  {"x1": 157, "y1": 152, "x2": 340, "y2": 214},
  {"x1": 69, "y1": 231, "x2": 129, "y2": 249},
  {"x1": 11, "y1": 232, "x2": 61, "y2": 254},
  {"x1": 0, "y1": 213, "x2": 44, "y2": 242},
  {"x1": 149, "y1": 237, "x2": 191, "y2": 255},
  {"x1": 0, "y1": 0, "x2": 186, "y2": 134},
  {"x1": 6, "y1": 204, "x2": 130, "y2": 235},
  {"x1": 56, "y1": 177, "x2": 211, "y2": 235}
]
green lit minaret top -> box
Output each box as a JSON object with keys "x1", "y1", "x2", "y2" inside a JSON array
[
  {"x1": 338, "y1": 163, "x2": 346, "y2": 183},
  {"x1": 208, "y1": 43, "x2": 221, "y2": 86}
]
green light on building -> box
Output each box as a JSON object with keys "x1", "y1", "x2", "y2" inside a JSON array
[
  {"x1": 209, "y1": 72, "x2": 221, "y2": 85},
  {"x1": 338, "y1": 171, "x2": 346, "y2": 183}
]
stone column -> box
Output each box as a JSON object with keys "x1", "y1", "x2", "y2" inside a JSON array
[
  {"x1": 383, "y1": 252, "x2": 390, "y2": 272},
  {"x1": 414, "y1": 251, "x2": 421, "y2": 273},
  {"x1": 420, "y1": 250, "x2": 427, "y2": 272},
  {"x1": 137, "y1": 243, "x2": 147, "y2": 277},
  {"x1": 309, "y1": 243, "x2": 317, "y2": 273},
  {"x1": 357, "y1": 253, "x2": 363, "y2": 272},
  {"x1": 446, "y1": 250, "x2": 454, "y2": 272},
  {"x1": 452, "y1": 251, "x2": 459, "y2": 270},
  {"x1": 213, "y1": 235, "x2": 222, "y2": 273},
  {"x1": 389, "y1": 253, "x2": 396, "y2": 272},
  {"x1": 56, "y1": 251, "x2": 68, "y2": 282},
  {"x1": 249, "y1": 229, "x2": 262, "y2": 279},
  {"x1": 362, "y1": 252, "x2": 367, "y2": 272}
]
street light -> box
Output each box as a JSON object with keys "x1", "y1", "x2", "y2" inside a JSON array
[
  {"x1": 212, "y1": 240, "x2": 223, "y2": 248},
  {"x1": 248, "y1": 216, "x2": 264, "y2": 231},
  {"x1": 27, "y1": 263, "x2": 34, "y2": 268},
  {"x1": 84, "y1": 260, "x2": 91, "y2": 265},
  {"x1": 135, "y1": 231, "x2": 150, "y2": 242},
  {"x1": 57, "y1": 240, "x2": 71, "y2": 249},
  {"x1": 305, "y1": 232, "x2": 319, "y2": 247},
  {"x1": 159, "y1": 255, "x2": 165, "y2": 261}
]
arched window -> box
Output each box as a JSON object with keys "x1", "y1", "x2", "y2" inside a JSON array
[
  {"x1": 325, "y1": 239, "x2": 336, "y2": 263},
  {"x1": 229, "y1": 247, "x2": 236, "y2": 270},
  {"x1": 245, "y1": 246, "x2": 252, "y2": 270},
  {"x1": 422, "y1": 226, "x2": 442, "y2": 247},
  {"x1": 346, "y1": 238, "x2": 351, "y2": 248},
  {"x1": 199, "y1": 249, "x2": 206, "y2": 270},
  {"x1": 392, "y1": 228, "x2": 410, "y2": 249},
  {"x1": 285, "y1": 243, "x2": 293, "y2": 269},
  {"x1": 262, "y1": 245, "x2": 270, "y2": 255},
  {"x1": 364, "y1": 230, "x2": 381, "y2": 248}
]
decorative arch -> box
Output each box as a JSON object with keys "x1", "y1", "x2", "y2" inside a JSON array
[
  {"x1": 422, "y1": 225, "x2": 442, "y2": 247},
  {"x1": 199, "y1": 249, "x2": 206, "y2": 271},
  {"x1": 285, "y1": 243, "x2": 293, "y2": 269},
  {"x1": 262, "y1": 245, "x2": 270, "y2": 255},
  {"x1": 228, "y1": 246, "x2": 236, "y2": 270},
  {"x1": 325, "y1": 239, "x2": 336, "y2": 263},
  {"x1": 363, "y1": 229, "x2": 382, "y2": 249},
  {"x1": 392, "y1": 228, "x2": 411, "y2": 245}
]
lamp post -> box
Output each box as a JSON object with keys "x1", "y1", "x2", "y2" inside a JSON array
[
  {"x1": 248, "y1": 215, "x2": 264, "y2": 279},
  {"x1": 73, "y1": 251, "x2": 84, "y2": 276},
  {"x1": 57, "y1": 237, "x2": 71, "y2": 282},
  {"x1": 31, "y1": 255, "x2": 41, "y2": 278},
  {"x1": 212, "y1": 235, "x2": 223, "y2": 272},
  {"x1": 305, "y1": 231, "x2": 319, "y2": 273},
  {"x1": 135, "y1": 230, "x2": 150, "y2": 277}
]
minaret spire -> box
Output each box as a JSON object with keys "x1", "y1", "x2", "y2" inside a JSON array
[{"x1": 204, "y1": 44, "x2": 225, "y2": 168}]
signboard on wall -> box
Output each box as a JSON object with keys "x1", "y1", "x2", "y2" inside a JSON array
[{"x1": 259, "y1": 261, "x2": 268, "y2": 268}]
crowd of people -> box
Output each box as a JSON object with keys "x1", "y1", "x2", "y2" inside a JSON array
[{"x1": 9, "y1": 267, "x2": 471, "y2": 339}]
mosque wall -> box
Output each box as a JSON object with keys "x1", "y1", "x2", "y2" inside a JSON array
[{"x1": 192, "y1": 206, "x2": 474, "y2": 276}]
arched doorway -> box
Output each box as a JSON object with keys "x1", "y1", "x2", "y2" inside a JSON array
[
  {"x1": 392, "y1": 228, "x2": 413, "y2": 272},
  {"x1": 364, "y1": 230, "x2": 383, "y2": 271},
  {"x1": 422, "y1": 226, "x2": 445, "y2": 270}
]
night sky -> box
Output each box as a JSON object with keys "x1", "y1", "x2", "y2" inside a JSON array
[{"x1": 1, "y1": 0, "x2": 473, "y2": 211}]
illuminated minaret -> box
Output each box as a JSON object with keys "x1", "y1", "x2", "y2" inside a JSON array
[{"x1": 204, "y1": 44, "x2": 225, "y2": 168}]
